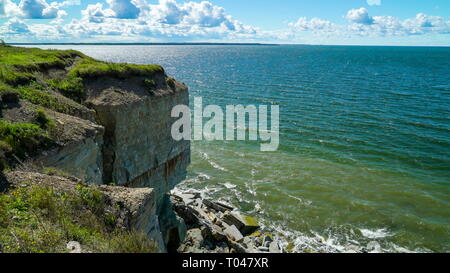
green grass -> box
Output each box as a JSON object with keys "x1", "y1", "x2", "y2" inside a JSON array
[
  {"x1": 0, "y1": 183, "x2": 157, "y2": 253},
  {"x1": 0, "y1": 45, "x2": 82, "y2": 72},
  {"x1": 0, "y1": 44, "x2": 164, "y2": 108},
  {"x1": 0, "y1": 120, "x2": 54, "y2": 160},
  {"x1": 33, "y1": 109, "x2": 55, "y2": 131},
  {"x1": 68, "y1": 58, "x2": 164, "y2": 79}
]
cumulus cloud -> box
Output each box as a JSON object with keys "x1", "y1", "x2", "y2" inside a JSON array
[
  {"x1": 0, "y1": 0, "x2": 22, "y2": 17},
  {"x1": 289, "y1": 17, "x2": 335, "y2": 32},
  {"x1": 346, "y1": 8, "x2": 374, "y2": 25},
  {"x1": 290, "y1": 9, "x2": 450, "y2": 39},
  {"x1": 2, "y1": 1, "x2": 449, "y2": 43},
  {"x1": 106, "y1": 0, "x2": 140, "y2": 19},
  {"x1": 367, "y1": 0, "x2": 381, "y2": 6},
  {"x1": 6, "y1": 17, "x2": 30, "y2": 33},
  {"x1": 74, "y1": 0, "x2": 256, "y2": 41},
  {"x1": 82, "y1": 3, "x2": 113, "y2": 23},
  {"x1": 0, "y1": 0, "x2": 78, "y2": 19}
]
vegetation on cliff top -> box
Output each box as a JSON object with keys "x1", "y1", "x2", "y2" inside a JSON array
[
  {"x1": 0, "y1": 42, "x2": 162, "y2": 253},
  {"x1": 0, "y1": 43, "x2": 164, "y2": 168},
  {"x1": 0, "y1": 43, "x2": 163, "y2": 105},
  {"x1": 0, "y1": 182, "x2": 157, "y2": 253}
]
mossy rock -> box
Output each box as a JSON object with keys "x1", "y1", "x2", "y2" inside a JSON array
[{"x1": 240, "y1": 215, "x2": 260, "y2": 235}]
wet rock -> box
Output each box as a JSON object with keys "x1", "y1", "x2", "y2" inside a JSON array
[
  {"x1": 203, "y1": 199, "x2": 233, "y2": 213},
  {"x1": 67, "y1": 241, "x2": 81, "y2": 253},
  {"x1": 262, "y1": 234, "x2": 273, "y2": 247},
  {"x1": 179, "y1": 194, "x2": 195, "y2": 205}
]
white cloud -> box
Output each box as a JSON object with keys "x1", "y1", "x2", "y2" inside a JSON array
[
  {"x1": 82, "y1": 3, "x2": 113, "y2": 23},
  {"x1": 289, "y1": 17, "x2": 335, "y2": 32},
  {"x1": 106, "y1": 0, "x2": 140, "y2": 19},
  {"x1": 0, "y1": 0, "x2": 78, "y2": 19},
  {"x1": 147, "y1": 0, "x2": 185, "y2": 24},
  {"x1": 74, "y1": 0, "x2": 257, "y2": 41},
  {"x1": 346, "y1": 8, "x2": 374, "y2": 25},
  {"x1": 6, "y1": 17, "x2": 30, "y2": 33},
  {"x1": 1, "y1": 1, "x2": 449, "y2": 44},
  {"x1": 290, "y1": 9, "x2": 450, "y2": 39},
  {"x1": 0, "y1": 0, "x2": 22, "y2": 17},
  {"x1": 367, "y1": 0, "x2": 381, "y2": 6}
]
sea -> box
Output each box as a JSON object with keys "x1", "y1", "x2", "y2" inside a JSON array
[{"x1": 23, "y1": 44, "x2": 450, "y2": 253}]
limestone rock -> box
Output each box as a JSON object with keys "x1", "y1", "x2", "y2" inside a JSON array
[
  {"x1": 223, "y1": 211, "x2": 260, "y2": 235},
  {"x1": 67, "y1": 241, "x2": 81, "y2": 253},
  {"x1": 269, "y1": 241, "x2": 282, "y2": 253},
  {"x1": 203, "y1": 199, "x2": 233, "y2": 213},
  {"x1": 224, "y1": 225, "x2": 244, "y2": 242}
]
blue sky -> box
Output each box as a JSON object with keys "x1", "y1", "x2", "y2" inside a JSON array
[{"x1": 0, "y1": 0, "x2": 449, "y2": 45}]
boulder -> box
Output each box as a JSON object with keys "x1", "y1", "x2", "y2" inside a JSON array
[
  {"x1": 203, "y1": 199, "x2": 234, "y2": 212},
  {"x1": 269, "y1": 241, "x2": 282, "y2": 253},
  {"x1": 67, "y1": 241, "x2": 82, "y2": 253},
  {"x1": 201, "y1": 224, "x2": 227, "y2": 242},
  {"x1": 224, "y1": 225, "x2": 244, "y2": 242},
  {"x1": 223, "y1": 212, "x2": 260, "y2": 235}
]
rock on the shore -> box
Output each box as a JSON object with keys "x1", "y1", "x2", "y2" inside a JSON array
[
  {"x1": 67, "y1": 241, "x2": 82, "y2": 253},
  {"x1": 171, "y1": 191, "x2": 283, "y2": 253}
]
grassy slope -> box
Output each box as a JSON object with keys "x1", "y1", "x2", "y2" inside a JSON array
[
  {"x1": 0, "y1": 182, "x2": 156, "y2": 253},
  {"x1": 0, "y1": 44, "x2": 164, "y2": 168}
]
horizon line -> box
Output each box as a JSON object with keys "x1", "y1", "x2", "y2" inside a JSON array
[{"x1": 8, "y1": 42, "x2": 450, "y2": 47}]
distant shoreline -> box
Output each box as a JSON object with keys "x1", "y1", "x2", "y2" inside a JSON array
[
  {"x1": 11, "y1": 42, "x2": 280, "y2": 46},
  {"x1": 10, "y1": 43, "x2": 449, "y2": 48}
]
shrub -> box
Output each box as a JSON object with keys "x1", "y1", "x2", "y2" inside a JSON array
[
  {"x1": 0, "y1": 120, "x2": 53, "y2": 159},
  {"x1": 16, "y1": 86, "x2": 73, "y2": 114},
  {"x1": 33, "y1": 109, "x2": 55, "y2": 131},
  {"x1": 47, "y1": 77, "x2": 85, "y2": 102}
]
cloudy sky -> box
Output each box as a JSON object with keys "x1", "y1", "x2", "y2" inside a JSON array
[{"x1": 0, "y1": 0, "x2": 449, "y2": 45}]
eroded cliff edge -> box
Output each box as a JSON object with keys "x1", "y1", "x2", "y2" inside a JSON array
[{"x1": 0, "y1": 45, "x2": 190, "y2": 252}]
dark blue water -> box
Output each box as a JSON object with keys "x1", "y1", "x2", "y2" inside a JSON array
[{"x1": 28, "y1": 45, "x2": 450, "y2": 252}]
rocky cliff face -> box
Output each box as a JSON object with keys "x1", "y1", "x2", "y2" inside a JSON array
[
  {"x1": 0, "y1": 46, "x2": 190, "y2": 252},
  {"x1": 41, "y1": 75, "x2": 190, "y2": 251}
]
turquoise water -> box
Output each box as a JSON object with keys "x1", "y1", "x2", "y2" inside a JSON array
[{"x1": 28, "y1": 45, "x2": 449, "y2": 252}]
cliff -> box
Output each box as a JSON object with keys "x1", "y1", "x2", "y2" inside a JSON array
[{"x1": 0, "y1": 45, "x2": 189, "y2": 252}]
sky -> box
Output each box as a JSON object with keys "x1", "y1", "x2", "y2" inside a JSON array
[{"x1": 0, "y1": 0, "x2": 449, "y2": 45}]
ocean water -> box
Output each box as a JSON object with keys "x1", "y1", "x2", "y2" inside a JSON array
[{"x1": 26, "y1": 45, "x2": 450, "y2": 252}]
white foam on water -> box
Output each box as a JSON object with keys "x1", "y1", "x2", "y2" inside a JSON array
[
  {"x1": 200, "y1": 152, "x2": 229, "y2": 172},
  {"x1": 287, "y1": 194, "x2": 312, "y2": 206},
  {"x1": 360, "y1": 228, "x2": 393, "y2": 239},
  {"x1": 197, "y1": 173, "x2": 211, "y2": 181},
  {"x1": 223, "y1": 182, "x2": 237, "y2": 189}
]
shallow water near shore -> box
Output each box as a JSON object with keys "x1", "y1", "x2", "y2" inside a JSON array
[{"x1": 25, "y1": 44, "x2": 450, "y2": 252}]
